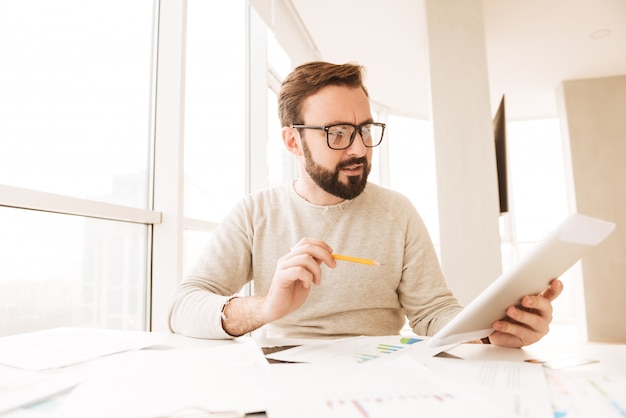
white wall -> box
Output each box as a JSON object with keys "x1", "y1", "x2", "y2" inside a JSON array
[{"x1": 559, "y1": 74, "x2": 626, "y2": 342}]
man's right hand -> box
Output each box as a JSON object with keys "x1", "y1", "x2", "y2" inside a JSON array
[
  {"x1": 221, "y1": 237, "x2": 336, "y2": 337},
  {"x1": 261, "y1": 237, "x2": 336, "y2": 322}
]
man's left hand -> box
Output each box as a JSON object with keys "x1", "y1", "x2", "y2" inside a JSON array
[{"x1": 488, "y1": 278, "x2": 564, "y2": 348}]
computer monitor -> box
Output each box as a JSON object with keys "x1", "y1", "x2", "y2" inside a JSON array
[{"x1": 494, "y1": 95, "x2": 508, "y2": 214}]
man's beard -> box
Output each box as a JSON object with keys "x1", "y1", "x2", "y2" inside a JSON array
[{"x1": 301, "y1": 138, "x2": 370, "y2": 200}]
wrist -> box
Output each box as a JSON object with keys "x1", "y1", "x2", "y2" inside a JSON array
[
  {"x1": 220, "y1": 296, "x2": 238, "y2": 322},
  {"x1": 220, "y1": 295, "x2": 267, "y2": 337}
]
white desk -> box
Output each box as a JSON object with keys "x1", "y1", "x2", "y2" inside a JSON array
[
  {"x1": 445, "y1": 322, "x2": 626, "y2": 374},
  {"x1": 1, "y1": 324, "x2": 624, "y2": 418}
]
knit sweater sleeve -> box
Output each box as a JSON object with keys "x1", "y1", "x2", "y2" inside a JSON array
[
  {"x1": 395, "y1": 197, "x2": 464, "y2": 336},
  {"x1": 168, "y1": 197, "x2": 256, "y2": 339}
]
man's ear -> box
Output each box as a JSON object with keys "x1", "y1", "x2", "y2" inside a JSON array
[{"x1": 282, "y1": 126, "x2": 303, "y2": 156}]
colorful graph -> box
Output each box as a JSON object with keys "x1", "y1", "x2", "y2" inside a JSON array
[
  {"x1": 353, "y1": 337, "x2": 423, "y2": 363},
  {"x1": 265, "y1": 335, "x2": 431, "y2": 365},
  {"x1": 319, "y1": 359, "x2": 497, "y2": 418},
  {"x1": 546, "y1": 369, "x2": 626, "y2": 418},
  {"x1": 354, "y1": 353, "x2": 379, "y2": 363},
  {"x1": 376, "y1": 343, "x2": 403, "y2": 354}
]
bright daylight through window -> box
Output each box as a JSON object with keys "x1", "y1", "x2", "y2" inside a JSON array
[{"x1": 0, "y1": 1, "x2": 154, "y2": 336}]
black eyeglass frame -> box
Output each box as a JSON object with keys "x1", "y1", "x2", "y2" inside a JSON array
[{"x1": 290, "y1": 122, "x2": 386, "y2": 150}]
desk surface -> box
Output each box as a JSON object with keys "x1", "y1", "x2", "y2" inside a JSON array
[
  {"x1": 2, "y1": 323, "x2": 625, "y2": 418},
  {"x1": 258, "y1": 322, "x2": 626, "y2": 371},
  {"x1": 446, "y1": 322, "x2": 626, "y2": 375}
]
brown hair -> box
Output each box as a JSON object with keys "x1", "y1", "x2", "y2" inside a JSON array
[{"x1": 277, "y1": 61, "x2": 369, "y2": 127}]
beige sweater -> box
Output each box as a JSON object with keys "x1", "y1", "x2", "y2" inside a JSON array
[{"x1": 168, "y1": 181, "x2": 463, "y2": 339}]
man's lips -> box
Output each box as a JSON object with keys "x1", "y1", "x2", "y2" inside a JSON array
[{"x1": 341, "y1": 163, "x2": 363, "y2": 174}]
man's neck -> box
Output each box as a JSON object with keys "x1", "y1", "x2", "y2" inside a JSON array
[{"x1": 293, "y1": 178, "x2": 345, "y2": 206}]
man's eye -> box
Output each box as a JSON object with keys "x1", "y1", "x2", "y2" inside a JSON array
[
  {"x1": 330, "y1": 131, "x2": 346, "y2": 139},
  {"x1": 328, "y1": 128, "x2": 349, "y2": 142},
  {"x1": 328, "y1": 134, "x2": 345, "y2": 147}
]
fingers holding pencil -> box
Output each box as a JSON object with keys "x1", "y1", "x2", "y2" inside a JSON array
[
  {"x1": 332, "y1": 253, "x2": 380, "y2": 266},
  {"x1": 286, "y1": 238, "x2": 380, "y2": 267}
]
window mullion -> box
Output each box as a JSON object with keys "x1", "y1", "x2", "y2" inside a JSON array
[{"x1": 150, "y1": 0, "x2": 187, "y2": 332}]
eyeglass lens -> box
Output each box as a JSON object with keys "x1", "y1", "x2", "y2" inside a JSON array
[{"x1": 327, "y1": 124, "x2": 383, "y2": 149}]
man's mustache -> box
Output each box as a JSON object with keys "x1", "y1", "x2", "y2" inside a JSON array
[{"x1": 338, "y1": 157, "x2": 367, "y2": 169}]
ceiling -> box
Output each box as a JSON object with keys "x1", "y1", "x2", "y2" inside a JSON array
[{"x1": 289, "y1": 0, "x2": 626, "y2": 120}]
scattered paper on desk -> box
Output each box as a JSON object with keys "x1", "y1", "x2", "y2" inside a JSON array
[
  {"x1": 55, "y1": 340, "x2": 268, "y2": 418},
  {"x1": 546, "y1": 368, "x2": 626, "y2": 418},
  {"x1": 525, "y1": 356, "x2": 599, "y2": 369},
  {"x1": 266, "y1": 355, "x2": 507, "y2": 418},
  {"x1": 0, "y1": 365, "x2": 84, "y2": 415},
  {"x1": 420, "y1": 357, "x2": 553, "y2": 418},
  {"x1": 0, "y1": 327, "x2": 157, "y2": 370},
  {"x1": 264, "y1": 335, "x2": 452, "y2": 364}
]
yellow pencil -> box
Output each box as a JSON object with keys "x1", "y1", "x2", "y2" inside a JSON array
[{"x1": 332, "y1": 253, "x2": 380, "y2": 266}]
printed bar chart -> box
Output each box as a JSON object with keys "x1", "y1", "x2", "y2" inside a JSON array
[
  {"x1": 354, "y1": 337, "x2": 424, "y2": 363},
  {"x1": 264, "y1": 335, "x2": 431, "y2": 365},
  {"x1": 376, "y1": 344, "x2": 403, "y2": 354}
]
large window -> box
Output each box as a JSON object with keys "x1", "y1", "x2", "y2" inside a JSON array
[
  {"x1": 0, "y1": 1, "x2": 157, "y2": 336},
  {"x1": 504, "y1": 118, "x2": 573, "y2": 319},
  {"x1": 505, "y1": 119, "x2": 568, "y2": 248},
  {"x1": 181, "y1": 0, "x2": 248, "y2": 277},
  {"x1": 386, "y1": 115, "x2": 440, "y2": 244},
  {"x1": 184, "y1": 0, "x2": 246, "y2": 222},
  {"x1": 0, "y1": 1, "x2": 153, "y2": 208},
  {"x1": 0, "y1": 207, "x2": 148, "y2": 336}
]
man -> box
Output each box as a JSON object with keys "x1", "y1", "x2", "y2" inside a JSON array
[{"x1": 168, "y1": 61, "x2": 562, "y2": 347}]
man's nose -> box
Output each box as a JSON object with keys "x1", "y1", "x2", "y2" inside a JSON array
[{"x1": 345, "y1": 130, "x2": 367, "y2": 155}]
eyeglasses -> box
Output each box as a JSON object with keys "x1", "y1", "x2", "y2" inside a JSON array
[{"x1": 290, "y1": 122, "x2": 386, "y2": 150}]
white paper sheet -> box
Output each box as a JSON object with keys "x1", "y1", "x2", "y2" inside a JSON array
[
  {"x1": 428, "y1": 214, "x2": 616, "y2": 348},
  {"x1": 54, "y1": 340, "x2": 269, "y2": 418},
  {"x1": 264, "y1": 335, "x2": 454, "y2": 364},
  {"x1": 545, "y1": 368, "x2": 626, "y2": 418},
  {"x1": 266, "y1": 355, "x2": 507, "y2": 418},
  {"x1": 420, "y1": 357, "x2": 553, "y2": 418},
  {"x1": 0, "y1": 327, "x2": 157, "y2": 370},
  {"x1": 0, "y1": 365, "x2": 83, "y2": 415}
]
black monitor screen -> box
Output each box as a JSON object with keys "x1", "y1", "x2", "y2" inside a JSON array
[{"x1": 494, "y1": 95, "x2": 508, "y2": 214}]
